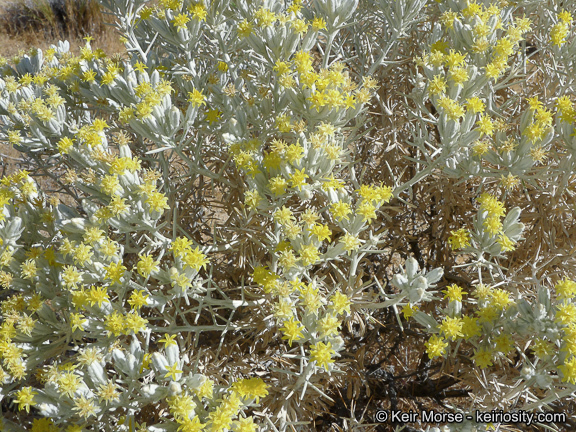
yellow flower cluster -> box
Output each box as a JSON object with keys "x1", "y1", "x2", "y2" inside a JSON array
[
  {"x1": 272, "y1": 53, "x2": 369, "y2": 112},
  {"x1": 523, "y1": 96, "x2": 553, "y2": 143},
  {"x1": 447, "y1": 228, "x2": 470, "y2": 250},
  {"x1": 551, "y1": 11, "x2": 572, "y2": 46},
  {"x1": 477, "y1": 193, "x2": 506, "y2": 235}
]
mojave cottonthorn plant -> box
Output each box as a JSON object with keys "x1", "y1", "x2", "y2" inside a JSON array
[{"x1": 0, "y1": 0, "x2": 576, "y2": 431}]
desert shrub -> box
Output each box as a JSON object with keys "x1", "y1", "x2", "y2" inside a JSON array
[
  {"x1": 0, "y1": 0, "x2": 576, "y2": 431},
  {"x1": 0, "y1": 0, "x2": 105, "y2": 39}
]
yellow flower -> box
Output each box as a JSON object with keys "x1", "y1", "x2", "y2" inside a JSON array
[
  {"x1": 285, "y1": 143, "x2": 304, "y2": 164},
  {"x1": 301, "y1": 209, "x2": 320, "y2": 226},
  {"x1": 443, "y1": 284, "x2": 467, "y2": 302},
  {"x1": 237, "y1": 19, "x2": 253, "y2": 38},
  {"x1": 289, "y1": 168, "x2": 308, "y2": 190},
  {"x1": 425, "y1": 335, "x2": 447, "y2": 358},
  {"x1": 280, "y1": 317, "x2": 305, "y2": 346},
  {"x1": 128, "y1": 290, "x2": 149, "y2": 310},
  {"x1": 206, "y1": 108, "x2": 222, "y2": 124},
  {"x1": 556, "y1": 302, "x2": 576, "y2": 325},
  {"x1": 489, "y1": 288, "x2": 512, "y2": 310},
  {"x1": 170, "y1": 237, "x2": 193, "y2": 258},
  {"x1": 555, "y1": 278, "x2": 576, "y2": 300},
  {"x1": 145, "y1": 191, "x2": 170, "y2": 213},
  {"x1": 62, "y1": 265, "x2": 83, "y2": 289},
  {"x1": 448, "y1": 228, "x2": 470, "y2": 249},
  {"x1": 340, "y1": 233, "x2": 361, "y2": 254},
  {"x1": 440, "y1": 11, "x2": 457, "y2": 29},
  {"x1": 551, "y1": 22, "x2": 569, "y2": 46},
  {"x1": 310, "y1": 341, "x2": 335, "y2": 370},
  {"x1": 444, "y1": 49, "x2": 466, "y2": 68},
  {"x1": 100, "y1": 175, "x2": 120, "y2": 195},
  {"x1": 159, "y1": 333, "x2": 178, "y2": 348},
  {"x1": 430, "y1": 40, "x2": 449, "y2": 53},
  {"x1": 462, "y1": 1, "x2": 482, "y2": 18},
  {"x1": 466, "y1": 97, "x2": 485, "y2": 114},
  {"x1": 494, "y1": 37, "x2": 515, "y2": 57},
  {"x1": 88, "y1": 285, "x2": 109, "y2": 308},
  {"x1": 329, "y1": 291, "x2": 351, "y2": 315},
  {"x1": 234, "y1": 417, "x2": 258, "y2": 432},
  {"x1": 476, "y1": 114, "x2": 494, "y2": 136},
  {"x1": 439, "y1": 316, "x2": 464, "y2": 341},
  {"x1": 310, "y1": 223, "x2": 331, "y2": 242},
  {"x1": 13, "y1": 387, "x2": 37, "y2": 412},
  {"x1": 255, "y1": 7, "x2": 277, "y2": 27},
  {"x1": 105, "y1": 261, "x2": 126, "y2": 284},
  {"x1": 188, "y1": 88, "x2": 206, "y2": 107},
  {"x1": 273, "y1": 206, "x2": 293, "y2": 225},
  {"x1": 172, "y1": 13, "x2": 190, "y2": 31},
  {"x1": 73, "y1": 244, "x2": 94, "y2": 266},
  {"x1": 70, "y1": 313, "x2": 86, "y2": 332},
  {"x1": 473, "y1": 348, "x2": 493, "y2": 369},
  {"x1": 299, "y1": 243, "x2": 320, "y2": 266},
  {"x1": 195, "y1": 378, "x2": 214, "y2": 399},
  {"x1": 495, "y1": 334, "x2": 513, "y2": 354},
  {"x1": 478, "y1": 193, "x2": 506, "y2": 217},
  {"x1": 485, "y1": 59, "x2": 506, "y2": 80},
  {"x1": 331, "y1": 201, "x2": 352, "y2": 221},
  {"x1": 318, "y1": 314, "x2": 341, "y2": 337},
  {"x1": 559, "y1": 10, "x2": 572, "y2": 24},
  {"x1": 273, "y1": 60, "x2": 290, "y2": 75},
  {"x1": 533, "y1": 338, "x2": 553, "y2": 358},
  {"x1": 164, "y1": 362, "x2": 183, "y2": 381},
  {"x1": 428, "y1": 75, "x2": 446, "y2": 96},
  {"x1": 357, "y1": 200, "x2": 377, "y2": 223},
  {"x1": 449, "y1": 67, "x2": 469, "y2": 85},
  {"x1": 188, "y1": 3, "x2": 207, "y2": 21},
  {"x1": 401, "y1": 303, "x2": 418, "y2": 318},
  {"x1": 476, "y1": 305, "x2": 499, "y2": 324},
  {"x1": 278, "y1": 249, "x2": 298, "y2": 270},
  {"x1": 499, "y1": 173, "x2": 520, "y2": 191},
  {"x1": 559, "y1": 357, "x2": 576, "y2": 384},
  {"x1": 136, "y1": 253, "x2": 159, "y2": 277},
  {"x1": 125, "y1": 312, "x2": 148, "y2": 334},
  {"x1": 497, "y1": 234, "x2": 516, "y2": 252},
  {"x1": 268, "y1": 177, "x2": 288, "y2": 196},
  {"x1": 183, "y1": 247, "x2": 209, "y2": 271},
  {"x1": 82, "y1": 69, "x2": 97, "y2": 82},
  {"x1": 437, "y1": 95, "x2": 465, "y2": 120},
  {"x1": 244, "y1": 189, "x2": 262, "y2": 209},
  {"x1": 73, "y1": 396, "x2": 98, "y2": 418},
  {"x1": 231, "y1": 377, "x2": 269, "y2": 403},
  {"x1": 311, "y1": 17, "x2": 326, "y2": 31},
  {"x1": 461, "y1": 315, "x2": 481, "y2": 340},
  {"x1": 104, "y1": 310, "x2": 125, "y2": 336},
  {"x1": 58, "y1": 137, "x2": 74, "y2": 154},
  {"x1": 291, "y1": 18, "x2": 308, "y2": 34},
  {"x1": 20, "y1": 259, "x2": 37, "y2": 280},
  {"x1": 98, "y1": 380, "x2": 120, "y2": 405}
]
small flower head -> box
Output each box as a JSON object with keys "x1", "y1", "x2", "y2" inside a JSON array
[
  {"x1": 310, "y1": 341, "x2": 336, "y2": 370},
  {"x1": 448, "y1": 228, "x2": 470, "y2": 249},
  {"x1": 13, "y1": 387, "x2": 37, "y2": 412},
  {"x1": 473, "y1": 348, "x2": 494, "y2": 369},
  {"x1": 231, "y1": 377, "x2": 269, "y2": 403},
  {"x1": 559, "y1": 357, "x2": 576, "y2": 384},
  {"x1": 439, "y1": 316, "x2": 464, "y2": 341},
  {"x1": 425, "y1": 335, "x2": 448, "y2": 358},
  {"x1": 280, "y1": 317, "x2": 305, "y2": 346},
  {"x1": 443, "y1": 284, "x2": 467, "y2": 302},
  {"x1": 556, "y1": 278, "x2": 576, "y2": 300}
]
